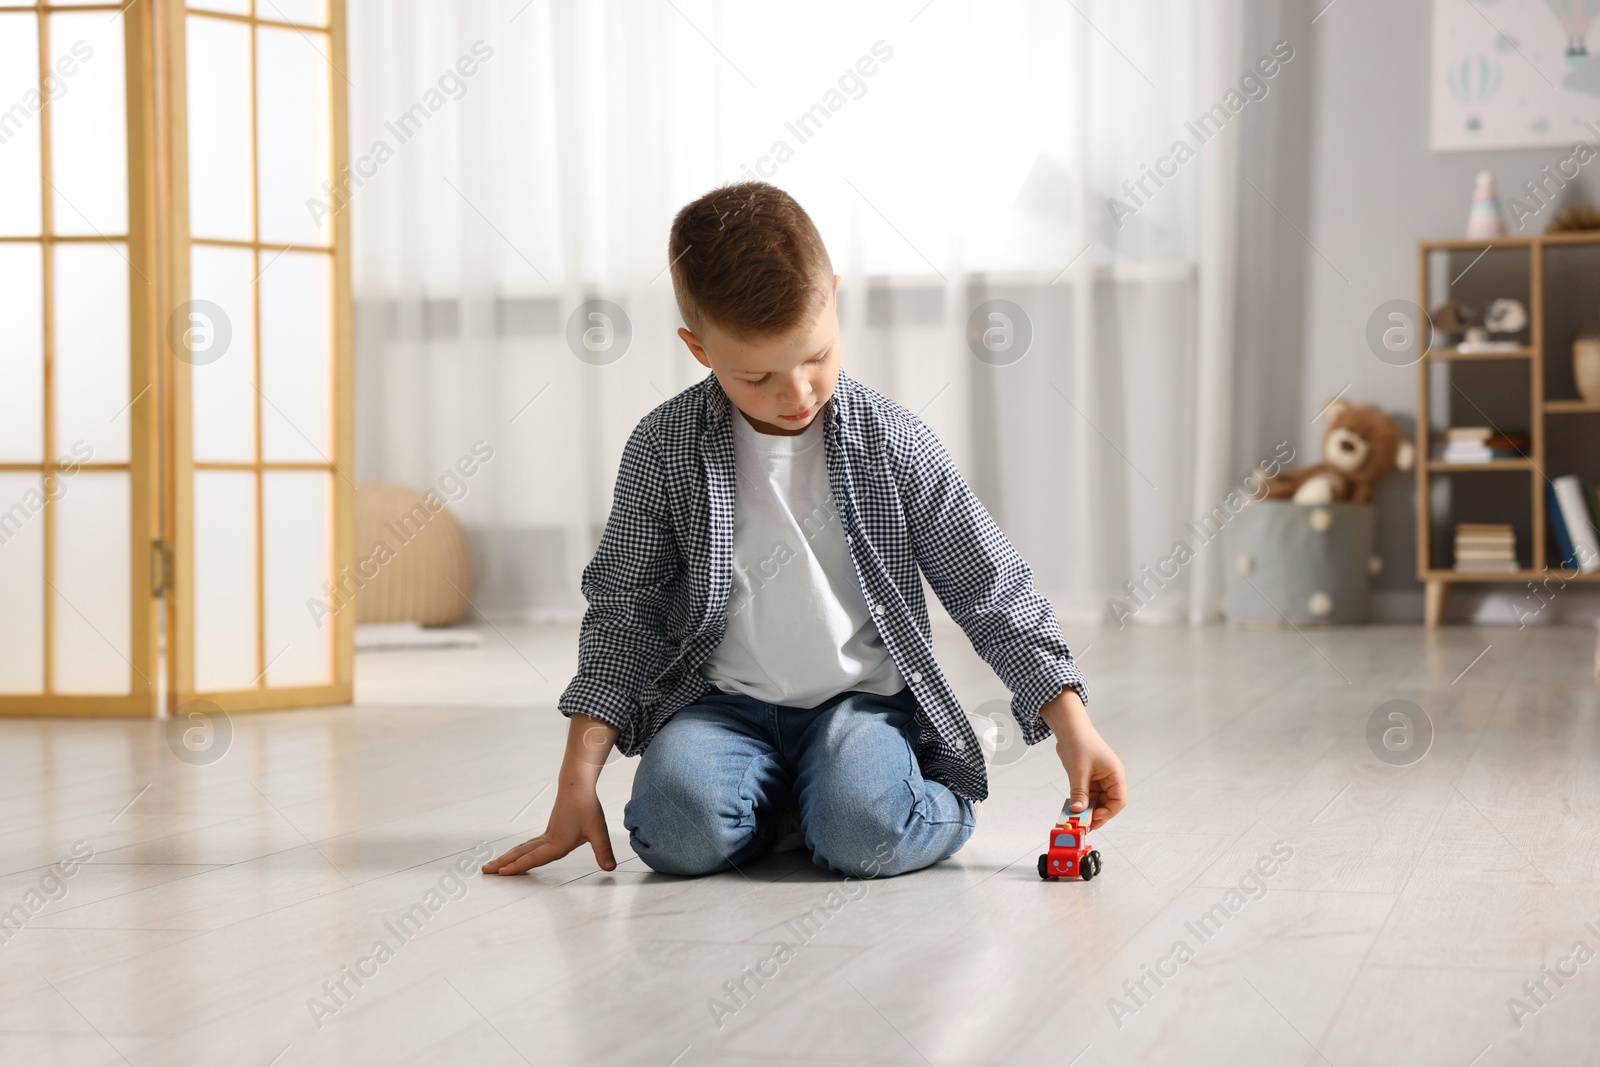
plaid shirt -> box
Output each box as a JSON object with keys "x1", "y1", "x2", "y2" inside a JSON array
[{"x1": 558, "y1": 369, "x2": 1088, "y2": 803}]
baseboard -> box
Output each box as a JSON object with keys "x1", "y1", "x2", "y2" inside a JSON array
[
  {"x1": 1370, "y1": 591, "x2": 1424, "y2": 622},
  {"x1": 464, "y1": 584, "x2": 1600, "y2": 628},
  {"x1": 1375, "y1": 586, "x2": 1600, "y2": 625},
  {"x1": 471, "y1": 607, "x2": 586, "y2": 625}
]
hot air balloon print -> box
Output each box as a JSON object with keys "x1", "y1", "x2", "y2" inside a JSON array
[
  {"x1": 1446, "y1": 54, "x2": 1503, "y2": 106},
  {"x1": 1545, "y1": 0, "x2": 1600, "y2": 56}
]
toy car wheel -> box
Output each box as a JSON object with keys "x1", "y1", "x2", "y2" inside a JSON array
[
  {"x1": 1089, "y1": 850, "x2": 1102, "y2": 875},
  {"x1": 1080, "y1": 858, "x2": 1095, "y2": 881},
  {"x1": 1037, "y1": 854, "x2": 1049, "y2": 880}
]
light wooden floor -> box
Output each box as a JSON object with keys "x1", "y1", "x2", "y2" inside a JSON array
[{"x1": 2, "y1": 621, "x2": 1597, "y2": 1066}]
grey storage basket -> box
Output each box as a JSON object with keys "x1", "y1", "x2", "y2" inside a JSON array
[{"x1": 1223, "y1": 502, "x2": 1375, "y2": 626}]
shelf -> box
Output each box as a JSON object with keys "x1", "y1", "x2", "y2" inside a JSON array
[
  {"x1": 1419, "y1": 236, "x2": 1539, "y2": 250},
  {"x1": 1420, "y1": 232, "x2": 1600, "y2": 250},
  {"x1": 1543, "y1": 399, "x2": 1600, "y2": 412},
  {"x1": 1426, "y1": 459, "x2": 1533, "y2": 472},
  {"x1": 1423, "y1": 569, "x2": 1600, "y2": 582},
  {"x1": 1426, "y1": 346, "x2": 1533, "y2": 360},
  {"x1": 1535, "y1": 230, "x2": 1600, "y2": 245}
]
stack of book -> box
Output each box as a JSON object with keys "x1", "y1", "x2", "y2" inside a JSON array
[
  {"x1": 1453, "y1": 524, "x2": 1517, "y2": 573},
  {"x1": 1454, "y1": 339, "x2": 1523, "y2": 355},
  {"x1": 1439, "y1": 427, "x2": 1531, "y2": 464},
  {"x1": 1548, "y1": 475, "x2": 1600, "y2": 573}
]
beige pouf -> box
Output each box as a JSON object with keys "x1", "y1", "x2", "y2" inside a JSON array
[{"x1": 353, "y1": 483, "x2": 473, "y2": 625}]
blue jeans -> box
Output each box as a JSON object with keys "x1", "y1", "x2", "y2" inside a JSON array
[{"x1": 623, "y1": 686, "x2": 976, "y2": 878}]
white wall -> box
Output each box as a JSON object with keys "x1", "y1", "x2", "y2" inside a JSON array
[{"x1": 1293, "y1": 0, "x2": 1599, "y2": 622}]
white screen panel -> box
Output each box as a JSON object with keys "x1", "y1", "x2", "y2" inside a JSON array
[
  {"x1": 47, "y1": 13, "x2": 127, "y2": 236},
  {"x1": 187, "y1": 0, "x2": 250, "y2": 13},
  {"x1": 263, "y1": 0, "x2": 328, "y2": 27},
  {"x1": 194, "y1": 470, "x2": 259, "y2": 691},
  {"x1": 185, "y1": 15, "x2": 253, "y2": 241},
  {"x1": 190, "y1": 244, "x2": 256, "y2": 462},
  {"x1": 0, "y1": 473, "x2": 44, "y2": 694},
  {"x1": 52, "y1": 242, "x2": 130, "y2": 463},
  {"x1": 262, "y1": 470, "x2": 330, "y2": 686},
  {"x1": 258, "y1": 250, "x2": 330, "y2": 460},
  {"x1": 52, "y1": 470, "x2": 129, "y2": 694},
  {"x1": 0, "y1": 13, "x2": 42, "y2": 236},
  {"x1": 255, "y1": 24, "x2": 331, "y2": 247},
  {"x1": 0, "y1": 243, "x2": 43, "y2": 461}
]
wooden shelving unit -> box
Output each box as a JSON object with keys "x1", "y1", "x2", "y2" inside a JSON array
[{"x1": 1416, "y1": 233, "x2": 1600, "y2": 626}]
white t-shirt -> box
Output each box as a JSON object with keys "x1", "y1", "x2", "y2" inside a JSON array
[{"x1": 700, "y1": 409, "x2": 905, "y2": 708}]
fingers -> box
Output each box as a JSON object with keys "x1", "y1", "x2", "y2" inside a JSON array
[
  {"x1": 492, "y1": 840, "x2": 567, "y2": 875},
  {"x1": 481, "y1": 837, "x2": 542, "y2": 873},
  {"x1": 482, "y1": 836, "x2": 568, "y2": 876},
  {"x1": 1066, "y1": 756, "x2": 1093, "y2": 817},
  {"x1": 589, "y1": 826, "x2": 618, "y2": 872},
  {"x1": 1090, "y1": 763, "x2": 1129, "y2": 829}
]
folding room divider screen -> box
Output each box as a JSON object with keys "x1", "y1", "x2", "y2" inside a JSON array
[{"x1": 0, "y1": 0, "x2": 353, "y2": 716}]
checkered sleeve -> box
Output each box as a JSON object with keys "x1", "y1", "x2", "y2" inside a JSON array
[
  {"x1": 557, "y1": 419, "x2": 679, "y2": 750},
  {"x1": 897, "y1": 417, "x2": 1088, "y2": 745}
]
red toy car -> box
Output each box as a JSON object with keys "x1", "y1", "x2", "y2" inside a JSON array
[{"x1": 1038, "y1": 802, "x2": 1101, "y2": 881}]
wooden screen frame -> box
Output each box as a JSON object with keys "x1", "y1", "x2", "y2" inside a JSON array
[
  {"x1": 0, "y1": 1, "x2": 162, "y2": 717},
  {"x1": 160, "y1": 0, "x2": 353, "y2": 712}
]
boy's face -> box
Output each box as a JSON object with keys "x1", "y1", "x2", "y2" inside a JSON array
[{"x1": 678, "y1": 274, "x2": 841, "y2": 436}]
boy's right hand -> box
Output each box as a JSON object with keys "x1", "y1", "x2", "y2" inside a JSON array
[
  {"x1": 482, "y1": 783, "x2": 617, "y2": 875},
  {"x1": 482, "y1": 713, "x2": 621, "y2": 876}
]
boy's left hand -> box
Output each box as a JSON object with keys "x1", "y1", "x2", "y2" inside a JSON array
[{"x1": 1038, "y1": 686, "x2": 1127, "y2": 829}]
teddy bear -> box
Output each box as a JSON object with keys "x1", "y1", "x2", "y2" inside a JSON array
[{"x1": 1262, "y1": 399, "x2": 1415, "y2": 504}]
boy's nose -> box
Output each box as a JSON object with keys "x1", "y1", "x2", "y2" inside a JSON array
[{"x1": 779, "y1": 380, "x2": 812, "y2": 404}]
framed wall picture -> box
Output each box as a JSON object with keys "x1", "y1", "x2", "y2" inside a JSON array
[{"x1": 1433, "y1": 0, "x2": 1600, "y2": 150}]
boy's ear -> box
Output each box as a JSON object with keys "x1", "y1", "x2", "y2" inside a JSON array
[{"x1": 678, "y1": 327, "x2": 712, "y2": 369}]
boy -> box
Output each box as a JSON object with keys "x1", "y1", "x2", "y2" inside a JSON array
[{"x1": 485, "y1": 182, "x2": 1125, "y2": 880}]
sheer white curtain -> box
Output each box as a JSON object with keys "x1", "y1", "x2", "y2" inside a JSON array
[{"x1": 345, "y1": 0, "x2": 1244, "y2": 626}]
